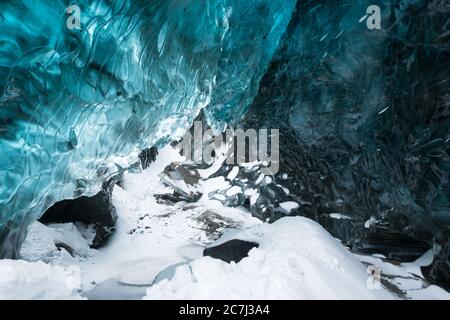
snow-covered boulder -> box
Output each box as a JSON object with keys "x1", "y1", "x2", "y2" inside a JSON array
[{"x1": 144, "y1": 217, "x2": 395, "y2": 300}]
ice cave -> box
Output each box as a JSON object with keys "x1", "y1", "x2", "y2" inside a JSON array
[{"x1": 0, "y1": 0, "x2": 449, "y2": 300}]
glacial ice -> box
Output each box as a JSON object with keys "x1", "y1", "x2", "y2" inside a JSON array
[
  {"x1": 0, "y1": 0, "x2": 449, "y2": 291},
  {"x1": 241, "y1": 0, "x2": 449, "y2": 286},
  {"x1": 0, "y1": 0, "x2": 295, "y2": 257}
]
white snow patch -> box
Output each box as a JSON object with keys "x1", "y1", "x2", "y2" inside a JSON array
[
  {"x1": 279, "y1": 201, "x2": 299, "y2": 212},
  {"x1": 201, "y1": 176, "x2": 231, "y2": 197},
  {"x1": 10, "y1": 145, "x2": 448, "y2": 300},
  {"x1": 226, "y1": 186, "x2": 243, "y2": 197},
  {"x1": 250, "y1": 193, "x2": 260, "y2": 206},
  {"x1": 72, "y1": 146, "x2": 260, "y2": 294},
  {"x1": 212, "y1": 194, "x2": 226, "y2": 201},
  {"x1": 20, "y1": 222, "x2": 93, "y2": 264},
  {"x1": 0, "y1": 260, "x2": 83, "y2": 300},
  {"x1": 227, "y1": 166, "x2": 240, "y2": 181},
  {"x1": 406, "y1": 285, "x2": 450, "y2": 300},
  {"x1": 255, "y1": 173, "x2": 265, "y2": 185},
  {"x1": 364, "y1": 216, "x2": 377, "y2": 229},
  {"x1": 355, "y1": 251, "x2": 450, "y2": 300},
  {"x1": 144, "y1": 217, "x2": 395, "y2": 300},
  {"x1": 244, "y1": 188, "x2": 258, "y2": 197}
]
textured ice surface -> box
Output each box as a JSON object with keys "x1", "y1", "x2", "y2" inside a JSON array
[
  {"x1": 0, "y1": 0, "x2": 295, "y2": 257},
  {"x1": 241, "y1": 0, "x2": 449, "y2": 286},
  {"x1": 1, "y1": 0, "x2": 449, "y2": 291}
]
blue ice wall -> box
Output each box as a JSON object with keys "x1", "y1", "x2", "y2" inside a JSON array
[
  {"x1": 243, "y1": 0, "x2": 449, "y2": 286},
  {"x1": 0, "y1": 0, "x2": 296, "y2": 257}
]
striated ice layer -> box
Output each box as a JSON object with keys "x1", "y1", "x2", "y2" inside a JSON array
[
  {"x1": 0, "y1": 0, "x2": 295, "y2": 257},
  {"x1": 243, "y1": 0, "x2": 449, "y2": 284}
]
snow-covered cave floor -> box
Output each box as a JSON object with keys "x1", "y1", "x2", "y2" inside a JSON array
[{"x1": 1, "y1": 147, "x2": 449, "y2": 300}]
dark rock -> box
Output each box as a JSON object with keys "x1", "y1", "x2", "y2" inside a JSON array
[
  {"x1": 39, "y1": 175, "x2": 120, "y2": 248},
  {"x1": 422, "y1": 238, "x2": 450, "y2": 291},
  {"x1": 91, "y1": 225, "x2": 116, "y2": 249},
  {"x1": 40, "y1": 190, "x2": 117, "y2": 228},
  {"x1": 158, "y1": 162, "x2": 202, "y2": 202},
  {"x1": 154, "y1": 193, "x2": 186, "y2": 204},
  {"x1": 154, "y1": 191, "x2": 201, "y2": 204},
  {"x1": 358, "y1": 232, "x2": 431, "y2": 262},
  {"x1": 55, "y1": 242, "x2": 75, "y2": 256},
  {"x1": 203, "y1": 239, "x2": 259, "y2": 263},
  {"x1": 196, "y1": 211, "x2": 239, "y2": 239},
  {"x1": 139, "y1": 147, "x2": 158, "y2": 170},
  {"x1": 162, "y1": 162, "x2": 201, "y2": 186}
]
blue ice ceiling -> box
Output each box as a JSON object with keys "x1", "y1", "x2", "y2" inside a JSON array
[{"x1": 0, "y1": 0, "x2": 296, "y2": 257}]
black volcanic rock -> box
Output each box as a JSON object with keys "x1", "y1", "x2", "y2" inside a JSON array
[
  {"x1": 139, "y1": 147, "x2": 159, "y2": 170},
  {"x1": 203, "y1": 239, "x2": 259, "y2": 263}
]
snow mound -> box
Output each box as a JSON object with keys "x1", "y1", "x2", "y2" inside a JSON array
[
  {"x1": 0, "y1": 260, "x2": 84, "y2": 300},
  {"x1": 20, "y1": 222, "x2": 93, "y2": 264},
  {"x1": 144, "y1": 217, "x2": 395, "y2": 300}
]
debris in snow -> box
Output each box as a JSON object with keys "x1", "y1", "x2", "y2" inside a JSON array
[
  {"x1": 355, "y1": 251, "x2": 450, "y2": 300},
  {"x1": 158, "y1": 163, "x2": 202, "y2": 202}
]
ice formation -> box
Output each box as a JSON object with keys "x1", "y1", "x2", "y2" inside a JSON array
[
  {"x1": 0, "y1": 0, "x2": 448, "y2": 290},
  {"x1": 0, "y1": 0, "x2": 295, "y2": 257},
  {"x1": 240, "y1": 0, "x2": 450, "y2": 287}
]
